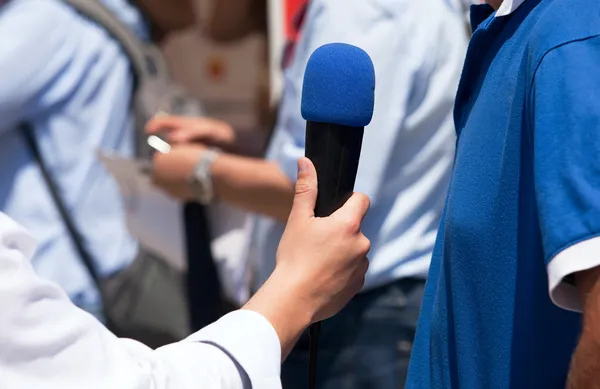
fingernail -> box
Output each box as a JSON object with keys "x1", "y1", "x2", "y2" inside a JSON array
[{"x1": 298, "y1": 158, "x2": 309, "y2": 173}]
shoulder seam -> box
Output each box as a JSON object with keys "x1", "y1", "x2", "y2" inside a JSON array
[
  {"x1": 529, "y1": 34, "x2": 600, "y2": 92},
  {"x1": 525, "y1": 34, "x2": 600, "y2": 170}
]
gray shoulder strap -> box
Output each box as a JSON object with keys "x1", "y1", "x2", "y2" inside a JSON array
[{"x1": 61, "y1": 0, "x2": 166, "y2": 80}]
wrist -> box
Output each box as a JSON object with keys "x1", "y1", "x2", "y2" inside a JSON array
[
  {"x1": 189, "y1": 147, "x2": 220, "y2": 205},
  {"x1": 242, "y1": 270, "x2": 313, "y2": 359}
]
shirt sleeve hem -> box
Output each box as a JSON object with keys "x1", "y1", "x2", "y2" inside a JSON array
[
  {"x1": 185, "y1": 310, "x2": 282, "y2": 388},
  {"x1": 547, "y1": 236, "x2": 600, "y2": 312}
]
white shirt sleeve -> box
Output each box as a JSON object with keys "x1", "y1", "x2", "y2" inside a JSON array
[
  {"x1": 0, "y1": 213, "x2": 281, "y2": 389},
  {"x1": 547, "y1": 237, "x2": 600, "y2": 312}
]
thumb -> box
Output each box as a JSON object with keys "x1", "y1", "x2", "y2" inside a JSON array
[{"x1": 289, "y1": 157, "x2": 318, "y2": 221}]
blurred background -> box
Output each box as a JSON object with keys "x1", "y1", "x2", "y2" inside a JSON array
[{"x1": 0, "y1": 0, "x2": 475, "y2": 386}]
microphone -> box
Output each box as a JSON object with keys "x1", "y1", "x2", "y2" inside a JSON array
[{"x1": 301, "y1": 43, "x2": 375, "y2": 389}]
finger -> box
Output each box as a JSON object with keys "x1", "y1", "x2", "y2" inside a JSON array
[
  {"x1": 146, "y1": 115, "x2": 188, "y2": 134},
  {"x1": 169, "y1": 123, "x2": 218, "y2": 144},
  {"x1": 332, "y1": 192, "x2": 371, "y2": 229},
  {"x1": 288, "y1": 157, "x2": 318, "y2": 221},
  {"x1": 169, "y1": 128, "x2": 200, "y2": 144}
]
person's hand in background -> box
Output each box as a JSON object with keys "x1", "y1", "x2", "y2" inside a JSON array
[
  {"x1": 147, "y1": 115, "x2": 268, "y2": 157},
  {"x1": 147, "y1": 115, "x2": 236, "y2": 150},
  {"x1": 151, "y1": 143, "x2": 205, "y2": 200},
  {"x1": 151, "y1": 142, "x2": 293, "y2": 222},
  {"x1": 244, "y1": 157, "x2": 371, "y2": 358}
]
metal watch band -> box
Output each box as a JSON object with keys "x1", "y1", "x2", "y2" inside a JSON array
[{"x1": 190, "y1": 148, "x2": 220, "y2": 205}]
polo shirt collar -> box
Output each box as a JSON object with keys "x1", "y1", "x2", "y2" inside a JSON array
[{"x1": 495, "y1": 0, "x2": 527, "y2": 17}]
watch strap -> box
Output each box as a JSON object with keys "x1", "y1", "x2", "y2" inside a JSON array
[{"x1": 190, "y1": 148, "x2": 220, "y2": 205}]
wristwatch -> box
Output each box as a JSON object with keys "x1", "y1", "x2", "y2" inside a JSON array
[{"x1": 189, "y1": 148, "x2": 220, "y2": 205}]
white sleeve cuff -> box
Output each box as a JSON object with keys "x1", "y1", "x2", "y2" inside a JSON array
[
  {"x1": 186, "y1": 310, "x2": 282, "y2": 389},
  {"x1": 547, "y1": 236, "x2": 600, "y2": 312}
]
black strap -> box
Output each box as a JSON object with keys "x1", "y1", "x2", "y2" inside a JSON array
[
  {"x1": 183, "y1": 203, "x2": 226, "y2": 330},
  {"x1": 20, "y1": 123, "x2": 102, "y2": 287}
]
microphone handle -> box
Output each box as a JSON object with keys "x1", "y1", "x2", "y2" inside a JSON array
[
  {"x1": 305, "y1": 121, "x2": 364, "y2": 218},
  {"x1": 304, "y1": 121, "x2": 364, "y2": 389}
]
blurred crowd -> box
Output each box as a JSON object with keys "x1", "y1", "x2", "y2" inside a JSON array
[{"x1": 0, "y1": 0, "x2": 473, "y2": 387}]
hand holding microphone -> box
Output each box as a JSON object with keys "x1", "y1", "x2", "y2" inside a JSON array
[
  {"x1": 244, "y1": 157, "x2": 370, "y2": 359},
  {"x1": 275, "y1": 157, "x2": 371, "y2": 323}
]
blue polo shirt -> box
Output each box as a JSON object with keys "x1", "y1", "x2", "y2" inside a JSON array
[{"x1": 407, "y1": 0, "x2": 600, "y2": 387}]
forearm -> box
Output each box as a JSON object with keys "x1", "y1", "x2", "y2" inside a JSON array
[
  {"x1": 567, "y1": 336, "x2": 600, "y2": 389},
  {"x1": 243, "y1": 269, "x2": 312, "y2": 359},
  {"x1": 212, "y1": 154, "x2": 294, "y2": 223},
  {"x1": 569, "y1": 269, "x2": 600, "y2": 389},
  {"x1": 230, "y1": 130, "x2": 270, "y2": 157}
]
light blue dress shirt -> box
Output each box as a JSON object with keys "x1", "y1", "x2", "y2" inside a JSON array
[
  {"x1": 243, "y1": 0, "x2": 468, "y2": 297},
  {"x1": 0, "y1": 0, "x2": 147, "y2": 314}
]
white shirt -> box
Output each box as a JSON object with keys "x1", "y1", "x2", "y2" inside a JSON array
[
  {"x1": 0, "y1": 212, "x2": 281, "y2": 389},
  {"x1": 496, "y1": 0, "x2": 527, "y2": 17},
  {"x1": 239, "y1": 0, "x2": 468, "y2": 300}
]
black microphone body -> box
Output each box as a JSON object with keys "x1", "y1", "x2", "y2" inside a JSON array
[
  {"x1": 304, "y1": 123, "x2": 365, "y2": 389},
  {"x1": 305, "y1": 122, "x2": 364, "y2": 217}
]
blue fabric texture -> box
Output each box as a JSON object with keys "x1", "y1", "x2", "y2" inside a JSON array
[
  {"x1": 407, "y1": 0, "x2": 600, "y2": 387},
  {"x1": 301, "y1": 43, "x2": 375, "y2": 127}
]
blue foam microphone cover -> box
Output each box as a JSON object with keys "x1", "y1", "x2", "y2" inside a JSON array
[{"x1": 301, "y1": 43, "x2": 375, "y2": 127}]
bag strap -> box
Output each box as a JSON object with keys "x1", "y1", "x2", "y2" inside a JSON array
[
  {"x1": 20, "y1": 123, "x2": 103, "y2": 287},
  {"x1": 61, "y1": 0, "x2": 167, "y2": 81}
]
